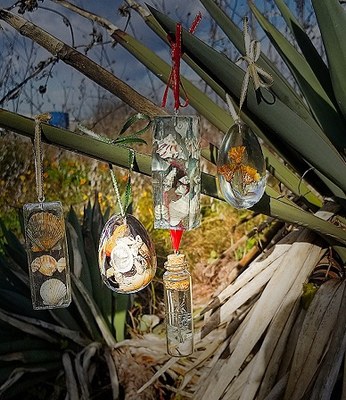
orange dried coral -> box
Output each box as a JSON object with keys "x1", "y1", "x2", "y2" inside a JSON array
[{"x1": 218, "y1": 146, "x2": 260, "y2": 185}]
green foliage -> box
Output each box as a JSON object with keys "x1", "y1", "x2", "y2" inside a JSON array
[{"x1": 0, "y1": 200, "x2": 126, "y2": 399}]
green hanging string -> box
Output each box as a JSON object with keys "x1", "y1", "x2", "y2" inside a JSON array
[{"x1": 78, "y1": 113, "x2": 151, "y2": 215}]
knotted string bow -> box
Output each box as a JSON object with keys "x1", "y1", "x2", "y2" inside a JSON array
[{"x1": 237, "y1": 17, "x2": 274, "y2": 113}]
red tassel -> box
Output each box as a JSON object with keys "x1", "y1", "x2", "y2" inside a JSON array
[{"x1": 170, "y1": 229, "x2": 184, "y2": 252}]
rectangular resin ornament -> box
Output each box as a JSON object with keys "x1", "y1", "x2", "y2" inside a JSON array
[
  {"x1": 152, "y1": 115, "x2": 201, "y2": 230},
  {"x1": 23, "y1": 201, "x2": 71, "y2": 310}
]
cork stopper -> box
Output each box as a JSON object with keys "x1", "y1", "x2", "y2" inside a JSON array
[{"x1": 165, "y1": 253, "x2": 186, "y2": 268}]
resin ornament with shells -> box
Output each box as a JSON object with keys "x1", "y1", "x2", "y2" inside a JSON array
[
  {"x1": 152, "y1": 115, "x2": 201, "y2": 230},
  {"x1": 23, "y1": 201, "x2": 71, "y2": 310},
  {"x1": 217, "y1": 121, "x2": 266, "y2": 209},
  {"x1": 98, "y1": 214, "x2": 157, "y2": 294}
]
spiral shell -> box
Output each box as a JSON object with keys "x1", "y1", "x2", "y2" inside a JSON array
[
  {"x1": 27, "y1": 212, "x2": 64, "y2": 252},
  {"x1": 31, "y1": 255, "x2": 57, "y2": 276},
  {"x1": 40, "y1": 278, "x2": 67, "y2": 306}
]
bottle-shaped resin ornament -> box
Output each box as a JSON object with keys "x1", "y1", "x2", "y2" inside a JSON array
[
  {"x1": 98, "y1": 214, "x2": 157, "y2": 294},
  {"x1": 217, "y1": 121, "x2": 266, "y2": 209},
  {"x1": 152, "y1": 115, "x2": 201, "y2": 231},
  {"x1": 23, "y1": 201, "x2": 71, "y2": 310},
  {"x1": 163, "y1": 253, "x2": 193, "y2": 357}
]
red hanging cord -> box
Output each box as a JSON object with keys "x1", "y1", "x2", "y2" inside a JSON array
[{"x1": 161, "y1": 12, "x2": 202, "y2": 111}]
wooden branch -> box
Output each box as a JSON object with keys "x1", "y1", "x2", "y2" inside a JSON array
[{"x1": 0, "y1": 9, "x2": 165, "y2": 118}]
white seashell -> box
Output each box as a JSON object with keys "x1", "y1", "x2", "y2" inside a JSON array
[
  {"x1": 174, "y1": 119, "x2": 190, "y2": 137},
  {"x1": 31, "y1": 255, "x2": 57, "y2": 276},
  {"x1": 152, "y1": 156, "x2": 170, "y2": 172},
  {"x1": 179, "y1": 176, "x2": 190, "y2": 185},
  {"x1": 163, "y1": 168, "x2": 177, "y2": 191},
  {"x1": 56, "y1": 258, "x2": 66, "y2": 273},
  {"x1": 40, "y1": 278, "x2": 67, "y2": 306},
  {"x1": 156, "y1": 134, "x2": 185, "y2": 159},
  {"x1": 175, "y1": 184, "x2": 189, "y2": 196},
  {"x1": 154, "y1": 204, "x2": 169, "y2": 221},
  {"x1": 169, "y1": 195, "x2": 190, "y2": 226},
  {"x1": 110, "y1": 242, "x2": 134, "y2": 273},
  {"x1": 185, "y1": 137, "x2": 200, "y2": 159}
]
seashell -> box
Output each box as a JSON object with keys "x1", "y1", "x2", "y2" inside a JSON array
[
  {"x1": 40, "y1": 278, "x2": 67, "y2": 306},
  {"x1": 154, "y1": 204, "x2": 169, "y2": 221},
  {"x1": 179, "y1": 176, "x2": 190, "y2": 185},
  {"x1": 169, "y1": 195, "x2": 190, "y2": 227},
  {"x1": 56, "y1": 258, "x2": 66, "y2": 273},
  {"x1": 27, "y1": 212, "x2": 64, "y2": 252},
  {"x1": 110, "y1": 241, "x2": 134, "y2": 273},
  {"x1": 104, "y1": 224, "x2": 129, "y2": 257},
  {"x1": 31, "y1": 255, "x2": 57, "y2": 276},
  {"x1": 175, "y1": 184, "x2": 189, "y2": 196},
  {"x1": 163, "y1": 168, "x2": 177, "y2": 191},
  {"x1": 156, "y1": 134, "x2": 185, "y2": 159}
]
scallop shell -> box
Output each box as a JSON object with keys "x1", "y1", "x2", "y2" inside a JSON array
[
  {"x1": 31, "y1": 255, "x2": 57, "y2": 276},
  {"x1": 56, "y1": 258, "x2": 66, "y2": 273},
  {"x1": 27, "y1": 212, "x2": 64, "y2": 252},
  {"x1": 156, "y1": 134, "x2": 184, "y2": 159},
  {"x1": 110, "y1": 241, "x2": 134, "y2": 273},
  {"x1": 40, "y1": 278, "x2": 67, "y2": 306}
]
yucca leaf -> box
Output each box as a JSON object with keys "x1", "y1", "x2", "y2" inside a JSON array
[
  {"x1": 67, "y1": 207, "x2": 93, "y2": 293},
  {"x1": 113, "y1": 293, "x2": 130, "y2": 342},
  {"x1": 91, "y1": 200, "x2": 113, "y2": 329},
  {"x1": 70, "y1": 278, "x2": 103, "y2": 341},
  {"x1": 199, "y1": 0, "x2": 322, "y2": 130},
  {"x1": 273, "y1": 0, "x2": 334, "y2": 99},
  {"x1": 249, "y1": 2, "x2": 346, "y2": 153},
  {"x1": 0, "y1": 308, "x2": 58, "y2": 343},
  {"x1": 148, "y1": 6, "x2": 346, "y2": 195},
  {"x1": 0, "y1": 349, "x2": 62, "y2": 363},
  {"x1": 0, "y1": 338, "x2": 53, "y2": 354},
  {"x1": 312, "y1": 0, "x2": 346, "y2": 122},
  {"x1": 256, "y1": 187, "x2": 346, "y2": 245},
  {"x1": 82, "y1": 203, "x2": 110, "y2": 323},
  {"x1": 72, "y1": 275, "x2": 116, "y2": 347},
  {"x1": 0, "y1": 289, "x2": 51, "y2": 322}
]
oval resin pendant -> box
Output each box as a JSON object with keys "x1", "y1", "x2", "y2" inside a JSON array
[
  {"x1": 217, "y1": 121, "x2": 266, "y2": 209},
  {"x1": 98, "y1": 214, "x2": 157, "y2": 294}
]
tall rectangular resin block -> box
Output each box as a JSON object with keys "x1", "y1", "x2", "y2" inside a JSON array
[
  {"x1": 23, "y1": 201, "x2": 71, "y2": 310},
  {"x1": 152, "y1": 115, "x2": 201, "y2": 230}
]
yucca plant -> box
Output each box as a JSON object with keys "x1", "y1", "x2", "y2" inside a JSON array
[
  {"x1": 1, "y1": 0, "x2": 346, "y2": 399},
  {"x1": 0, "y1": 200, "x2": 133, "y2": 399}
]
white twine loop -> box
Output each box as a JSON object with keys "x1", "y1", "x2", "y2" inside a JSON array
[{"x1": 33, "y1": 113, "x2": 51, "y2": 203}]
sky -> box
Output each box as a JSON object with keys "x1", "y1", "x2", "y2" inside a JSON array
[
  {"x1": 1, "y1": 0, "x2": 220, "y2": 120},
  {"x1": 0, "y1": 0, "x2": 313, "y2": 123}
]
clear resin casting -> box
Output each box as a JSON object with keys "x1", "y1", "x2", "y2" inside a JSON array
[
  {"x1": 152, "y1": 115, "x2": 201, "y2": 230},
  {"x1": 23, "y1": 201, "x2": 71, "y2": 310}
]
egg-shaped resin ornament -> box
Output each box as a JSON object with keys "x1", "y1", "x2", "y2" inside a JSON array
[
  {"x1": 98, "y1": 214, "x2": 157, "y2": 293},
  {"x1": 217, "y1": 121, "x2": 266, "y2": 209}
]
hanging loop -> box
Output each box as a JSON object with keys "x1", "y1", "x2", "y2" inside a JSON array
[{"x1": 33, "y1": 113, "x2": 51, "y2": 203}]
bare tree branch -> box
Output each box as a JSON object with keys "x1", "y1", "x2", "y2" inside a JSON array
[{"x1": 0, "y1": 9, "x2": 165, "y2": 117}]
